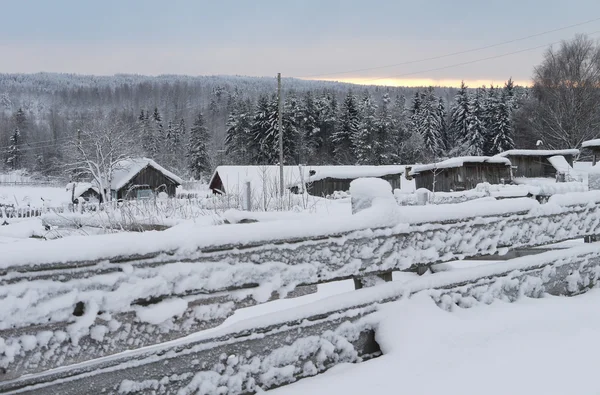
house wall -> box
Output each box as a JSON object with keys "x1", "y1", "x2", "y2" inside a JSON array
[
  {"x1": 117, "y1": 166, "x2": 179, "y2": 200},
  {"x1": 414, "y1": 164, "x2": 511, "y2": 192},
  {"x1": 308, "y1": 173, "x2": 402, "y2": 196},
  {"x1": 507, "y1": 155, "x2": 574, "y2": 178}
]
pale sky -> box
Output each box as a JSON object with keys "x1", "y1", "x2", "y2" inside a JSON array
[{"x1": 1, "y1": 0, "x2": 600, "y2": 87}]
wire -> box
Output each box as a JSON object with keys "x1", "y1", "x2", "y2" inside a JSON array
[
  {"x1": 353, "y1": 30, "x2": 600, "y2": 85},
  {"x1": 301, "y1": 17, "x2": 600, "y2": 78}
]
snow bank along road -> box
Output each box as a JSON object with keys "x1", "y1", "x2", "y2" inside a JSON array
[
  {"x1": 3, "y1": 190, "x2": 600, "y2": 393},
  {"x1": 271, "y1": 289, "x2": 600, "y2": 395}
]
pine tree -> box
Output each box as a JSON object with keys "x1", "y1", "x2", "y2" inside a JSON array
[
  {"x1": 449, "y1": 81, "x2": 470, "y2": 149},
  {"x1": 374, "y1": 93, "x2": 393, "y2": 164},
  {"x1": 6, "y1": 128, "x2": 21, "y2": 169},
  {"x1": 225, "y1": 100, "x2": 253, "y2": 164},
  {"x1": 333, "y1": 91, "x2": 359, "y2": 164},
  {"x1": 188, "y1": 113, "x2": 211, "y2": 180},
  {"x1": 436, "y1": 97, "x2": 448, "y2": 153},
  {"x1": 490, "y1": 91, "x2": 515, "y2": 154},
  {"x1": 418, "y1": 88, "x2": 443, "y2": 157},
  {"x1": 465, "y1": 95, "x2": 486, "y2": 156},
  {"x1": 483, "y1": 85, "x2": 498, "y2": 155},
  {"x1": 353, "y1": 92, "x2": 378, "y2": 164},
  {"x1": 298, "y1": 91, "x2": 320, "y2": 164}
]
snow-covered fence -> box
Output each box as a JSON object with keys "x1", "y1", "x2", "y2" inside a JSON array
[
  {"x1": 4, "y1": 187, "x2": 600, "y2": 392},
  {"x1": 3, "y1": 244, "x2": 600, "y2": 395}
]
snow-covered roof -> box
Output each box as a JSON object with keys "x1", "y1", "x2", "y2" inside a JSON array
[
  {"x1": 111, "y1": 158, "x2": 183, "y2": 190},
  {"x1": 409, "y1": 156, "x2": 511, "y2": 175},
  {"x1": 547, "y1": 155, "x2": 574, "y2": 174},
  {"x1": 66, "y1": 182, "x2": 99, "y2": 199},
  {"x1": 496, "y1": 149, "x2": 579, "y2": 157},
  {"x1": 581, "y1": 139, "x2": 600, "y2": 148},
  {"x1": 209, "y1": 166, "x2": 312, "y2": 194},
  {"x1": 306, "y1": 165, "x2": 406, "y2": 183},
  {"x1": 210, "y1": 165, "x2": 408, "y2": 194}
]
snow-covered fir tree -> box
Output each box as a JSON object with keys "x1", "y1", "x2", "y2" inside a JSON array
[
  {"x1": 6, "y1": 128, "x2": 21, "y2": 170},
  {"x1": 188, "y1": 113, "x2": 211, "y2": 180},
  {"x1": 465, "y1": 93, "x2": 486, "y2": 156},
  {"x1": 353, "y1": 92, "x2": 378, "y2": 164},
  {"x1": 449, "y1": 81, "x2": 470, "y2": 149},
  {"x1": 374, "y1": 93, "x2": 393, "y2": 164},
  {"x1": 417, "y1": 88, "x2": 444, "y2": 158},
  {"x1": 490, "y1": 91, "x2": 515, "y2": 154},
  {"x1": 332, "y1": 92, "x2": 359, "y2": 164}
]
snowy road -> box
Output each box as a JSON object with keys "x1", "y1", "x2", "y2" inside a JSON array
[{"x1": 270, "y1": 289, "x2": 600, "y2": 395}]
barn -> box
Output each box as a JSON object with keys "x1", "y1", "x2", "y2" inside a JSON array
[
  {"x1": 67, "y1": 182, "x2": 102, "y2": 203},
  {"x1": 209, "y1": 166, "x2": 311, "y2": 195},
  {"x1": 209, "y1": 165, "x2": 409, "y2": 197},
  {"x1": 303, "y1": 166, "x2": 406, "y2": 196},
  {"x1": 409, "y1": 156, "x2": 512, "y2": 192},
  {"x1": 582, "y1": 139, "x2": 600, "y2": 165},
  {"x1": 496, "y1": 149, "x2": 579, "y2": 180},
  {"x1": 108, "y1": 158, "x2": 183, "y2": 200}
]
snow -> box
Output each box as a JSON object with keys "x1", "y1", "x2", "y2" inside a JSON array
[
  {"x1": 210, "y1": 165, "x2": 408, "y2": 194},
  {"x1": 111, "y1": 158, "x2": 183, "y2": 190},
  {"x1": 582, "y1": 139, "x2": 600, "y2": 148},
  {"x1": 547, "y1": 155, "x2": 573, "y2": 173},
  {"x1": 135, "y1": 298, "x2": 189, "y2": 325},
  {"x1": 209, "y1": 166, "x2": 314, "y2": 194},
  {"x1": 271, "y1": 290, "x2": 600, "y2": 395},
  {"x1": 496, "y1": 148, "x2": 580, "y2": 157},
  {"x1": 305, "y1": 165, "x2": 406, "y2": 183},
  {"x1": 0, "y1": 186, "x2": 70, "y2": 208},
  {"x1": 0, "y1": 192, "x2": 546, "y2": 271},
  {"x1": 66, "y1": 182, "x2": 99, "y2": 201},
  {"x1": 409, "y1": 156, "x2": 510, "y2": 175}
]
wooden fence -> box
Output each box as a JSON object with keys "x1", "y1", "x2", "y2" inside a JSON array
[{"x1": 2, "y1": 189, "x2": 600, "y2": 393}]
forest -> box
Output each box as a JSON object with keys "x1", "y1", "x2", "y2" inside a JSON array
[{"x1": 1, "y1": 34, "x2": 599, "y2": 182}]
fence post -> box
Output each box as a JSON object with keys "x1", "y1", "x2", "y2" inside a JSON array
[
  {"x1": 244, "y1": 181, "x2": 252, "y2": 211},
  {"x1": 350, "y1": 178, "x2": 395, "y2": 289}
]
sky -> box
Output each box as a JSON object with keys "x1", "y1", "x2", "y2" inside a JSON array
[{"x1": 1, "y1": 0, "x2": 600, "y2": 87}]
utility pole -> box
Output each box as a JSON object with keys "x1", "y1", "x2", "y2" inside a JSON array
[{"x1": 277, "y1": 73, "x2": 284, "y2": 197}]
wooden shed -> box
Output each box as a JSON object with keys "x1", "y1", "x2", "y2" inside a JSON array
[
  {"x1": 304, "y1": 166, "x2": 406, "y2": 196},
  {"x1": 496, "y1": 149, "x2": 579, "y2": 179},
  {"x1": 409, "y1": 156, "x2": 512, "y2": 192},
  {"x1": 109, "y1": 158, "x2": 183, "y2": 200},
  {"x1": 67, "y1": 182, "x2": 102, "y2": 203},
  {"x1": 582, "y1": 140, "x2": 600, "y2": 165}
]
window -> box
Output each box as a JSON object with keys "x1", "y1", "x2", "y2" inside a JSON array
[{"x1": 136, "y1": 189, "x2": 153, "y2": 199}]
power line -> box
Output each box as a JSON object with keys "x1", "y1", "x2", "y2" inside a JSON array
[
  {"x1": 352, "y1": 30, "x2": 600, "y2": 85},
  {"x1": 301, "y1": 17, "x2": 600, "y2": 79}
]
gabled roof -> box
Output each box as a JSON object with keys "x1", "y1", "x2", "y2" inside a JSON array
[
  {"x1": 209, "y1": 166, "x2": 311, "y2": 194},
  {"x1": 496, "y1": 149, "x2": 579, "y2": 157},
  {"x1": 66, "y1": 182, "x2": 100, "y2": 199},
  {"x1": 111, "y1": 158, "x2": 183, "y2": 190},
  {"x1": 409, "y1": 156, "x2": 511, "y2": 175},
  {"x1": 582, "y1": 139, "x2": 600, "y2": 148},
  {"x1": 209, "y1": 165, "x2": 409, "y2": 194},
  {"x1": 306, "y1": 165, "x2": 406, "y2": 183}
]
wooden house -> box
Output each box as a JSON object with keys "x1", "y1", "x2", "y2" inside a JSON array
[
  {"x1": 209, "y1": 165, "x2": 408, "y2": 197},
  {"x1": 496, "y1": 149, "x2": 579, "y2": 180},
  {"x1": 409, "y1": 156, "x2": 512, "y2": 192},
  {"x1": 67, "y1": 182, "x2": 102, "y2": 203},
  {"x1": 303, "y1": 166, "x2": 406, "y2": 196},
  {"x1": 582, "y1": 140, "x2": 600, "y2": 165},
  {"x1": 108, "y1": 158, "x2": 183, "y2": 200},
  {"x1": 209, "y1": 166, "x2": 310, "y2": 195}
]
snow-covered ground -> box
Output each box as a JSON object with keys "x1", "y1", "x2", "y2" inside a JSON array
[
  {"x1": 270, "y1": 289, "x2": 600, "y2": 395},
  {"x1": 0, "y1": 185, "x2": 70, "y2": 207}
]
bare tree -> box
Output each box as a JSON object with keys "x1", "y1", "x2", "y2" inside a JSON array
[
  {"x1": 529, "y1": 34, "x2": 600, "y2": 148},
  {"x1": 67, "y1": 120, "x2": 138, "y2": 202}
]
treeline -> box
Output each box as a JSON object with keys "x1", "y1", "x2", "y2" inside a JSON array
[
  {"x1": 2, "y1": 34, "x2": 598, "y2": 181},
  {"x1": 224, "y1": 80, "x2": 525, "y2": 167}
]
